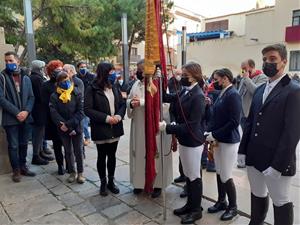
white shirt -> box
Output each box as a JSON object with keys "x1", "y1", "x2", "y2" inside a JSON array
[
  {"x1": 262, "y1": 74, "x2": 285, "y2": 104},
  {"x1": 184, "y1": 82, "x2": 198, "y2": 95},
  {"x1": 219, "y1": 84, "x2": 233, "y2": 98}
]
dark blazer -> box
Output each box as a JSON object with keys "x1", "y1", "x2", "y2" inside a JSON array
[
  {"x1": 30, "y1": 71, "x2": 46, "y2": 125},
  {"x1": 238, "y1": 75, "x2": 300, "y2": 176},
  {"x1": 165, "y1": 84, "x2": 206, "y2": 147},
  {"x1": 76, "y1": 72, "x2": 95, "y2": 93},
  {"x1": 209, "y1": 85, "x2": 241, "y2": 143},
  {"x1": 49, "y1": 88, "x2": 84, "y2": 135},
  {"x1": 84, "y1": 81, "x2": 126, "y2": 141},
  {"x1": 0, "y1": 69, "x2": 34, "y2": 126}
]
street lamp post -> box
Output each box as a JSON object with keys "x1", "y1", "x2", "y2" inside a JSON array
[
  {"x1": 23, "y1": 0, "x2": 36, "y2": 65},
  {"x1": 121, "y1": 13, "x2": 129, "y2": 84}
]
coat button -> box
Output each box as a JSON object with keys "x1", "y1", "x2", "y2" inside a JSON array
[
  {"x1": 259, "y1": 112, "x2": 262, "y2": 115},
  {"x1": 254, "y1": 133, "x2": 258, "y2": 137},
  {"x1": 257, "y1": 122, "x2": 260, "y2": 126}
]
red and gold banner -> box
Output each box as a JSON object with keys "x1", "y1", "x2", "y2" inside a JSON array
[{"x1": 144, "y1": 0, "x2": 167, "y2": 193}]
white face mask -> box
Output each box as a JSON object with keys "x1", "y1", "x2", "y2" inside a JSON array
[
  {"x1": 118, "y1": 80, "x2": 124, "y2": 86},
  {"x1": 175, "y1": 75, "x2": 181, "y2": 81}
]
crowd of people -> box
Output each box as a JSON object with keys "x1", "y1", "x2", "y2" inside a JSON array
[{"x1": 0, "y1": 43, "x2": 299, "y2": 225}]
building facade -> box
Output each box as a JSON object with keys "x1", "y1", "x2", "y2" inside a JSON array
[
  {"x1": 0, "y1": 27, "x2": 14, "y2": 70},
  {"x1": 177, "y1": 0, "x2": 300, "y2": 77}
]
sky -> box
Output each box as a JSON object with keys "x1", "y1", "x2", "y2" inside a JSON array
[{"x1": 175, "y1": 0, "x2": 276, "y2": 17}]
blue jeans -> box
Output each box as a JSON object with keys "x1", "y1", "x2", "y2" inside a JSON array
[
  {"x1": 83, "y1": 116, "x2": 90, "y2": 139},
  {"x1": 4, "y1": 124, "x2": 31, "y2": 170}
]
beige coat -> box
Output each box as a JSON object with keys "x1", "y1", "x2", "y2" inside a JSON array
[{"x1": 127, "y1": 80, "x2": 173, "y2": 189}]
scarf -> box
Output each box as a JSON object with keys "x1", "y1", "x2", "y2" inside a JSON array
[{"x1": 56, "y1": 84, "x2": 74, "y2": 103}]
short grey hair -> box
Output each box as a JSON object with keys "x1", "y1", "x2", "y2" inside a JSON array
[{"x1": 63, "y1": 64, "x2": 76, "y2": 74}]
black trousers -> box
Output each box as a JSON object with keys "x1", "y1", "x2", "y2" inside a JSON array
[{"x1": 96, "y1": 141, "x2": 118, "y2": 179}]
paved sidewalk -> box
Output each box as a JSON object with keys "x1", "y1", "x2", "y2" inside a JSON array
[{"x1": 0, "y1": 117, "x2": 298, "y2": 224}]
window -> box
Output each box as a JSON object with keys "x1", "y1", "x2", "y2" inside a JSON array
[
  {"x1": 292, "y1": 10, "x2": 300, "y2": 26},
  {"x1": 290, "y1": 51, "x2": 300, "y2": 71},
  {"x1": 205, "y1": 20, "x2": 228, "y2": 31},
  {"x1": 131, "y1": 47, "x2": 138, "y2": 56}
]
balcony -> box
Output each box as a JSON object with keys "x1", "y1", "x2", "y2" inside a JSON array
[{"x1": 285, "y1": 25, "x2": 300, "y2": 43}]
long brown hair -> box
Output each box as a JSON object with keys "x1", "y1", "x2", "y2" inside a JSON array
[
  {"x1": 182, "y1": 62, "x2": 204, "y2": 88},
  {"x1": 95, "y1": 62, "x2": 114, "y2": 90}
]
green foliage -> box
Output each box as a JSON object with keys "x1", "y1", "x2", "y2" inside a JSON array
[{"x1": 0, "y1": 0, "x2": 173, "y2": 65}]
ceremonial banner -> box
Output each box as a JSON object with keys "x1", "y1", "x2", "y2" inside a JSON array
[{"x1": 144, "y1": 0, "x2": 167, "y2": 193}]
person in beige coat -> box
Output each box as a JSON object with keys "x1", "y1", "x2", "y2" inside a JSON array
[{"x1": 127, "y1": 60, "x2": 173, "y2": 198}]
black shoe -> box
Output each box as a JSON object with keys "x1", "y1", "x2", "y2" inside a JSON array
[
  {"x1": 40, "y1": 152, "x2": 54, "y2": 161},
  {"x1": 58, "y1": 165, "x2": 65, "y2": 175},
  {"x1": 151, "y1": 188, "x2": 161, "y2": 198},
  {"x1": 107, "y1": 177, "x2": 120, "y2": 194},
  {"x1": 237, "y1": 164, "x2": 246, "y2": 168},
  {"x1": 180, "y1": 185, "x2": 188, "y2": 198},
  {"x1": 220, "y1": 206, "x2": 238, "y2": 221},
  {"x1": 100, "y1": 178, "x2": 108, "y2": 196},
  {"x1": 174, "y1": 175, "x2": 186, "y2": 183},
  {"x1": 32, "y1": 155, "x2": 49, "y2": 165},
  {"x1": 181, "y1": 211, "x2": 202, "y2": 224},
  {"x1": 20, "y1": 166, "x2": 36, "y2": 177},
  {"x1": 42, "y1": 147, "x2": 52, "y2": 155},
  {"x1": 273, "y1": 202, "x2": 293, "y2": 225},
  {"x1": 174, "y1": 204, "x2": 190, "y2": 216},
  {"x1": 133, "y1": 188, "x2": 143, "y2": 194},
  {"x1": 208, "y1": 201, "x2": 228, "y2": 213},
  {"x1": 249, "y1": 193, "x2": 269, "y2": 225}
]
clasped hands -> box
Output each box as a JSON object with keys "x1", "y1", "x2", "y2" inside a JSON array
[
  {"x1": 16, "y1": 111, "x2": 29, "y2": 122},
  {"x1": 130, "y1": 96, "x2": 141, "y2": 108}
]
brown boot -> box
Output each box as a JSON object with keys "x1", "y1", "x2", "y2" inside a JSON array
[{"x1": 12, "y1": 169, "x2": 21, "y2": 183}]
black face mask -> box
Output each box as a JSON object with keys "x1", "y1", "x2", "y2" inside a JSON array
[
  {"x1": 136, "y1": 71, "x2": 144, "y2": 81},
  {"x1": 51, "y1": 69, "x2": 62, "y2": 80},
  {"x1": 213, "y1": 81, "x2": 222, "y2": 90},
  {"x1": 263, "y1": 62, "x2": 278, "y2": 78},
  {"x1": 180, "y1": 77, "x2": 192, "y2": 87}
]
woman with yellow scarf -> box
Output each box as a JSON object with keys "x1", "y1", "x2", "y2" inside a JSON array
[{"x1": 49, "y1": 71, "x2": 85, "y2": 184}]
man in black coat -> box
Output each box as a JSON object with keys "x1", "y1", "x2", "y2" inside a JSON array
[
  {"x1": 238, "y1": 44, "x2": 300, "y2": 225},
  {"x1": 30, "y1": 60, "x2": 55, "y2": 165}
]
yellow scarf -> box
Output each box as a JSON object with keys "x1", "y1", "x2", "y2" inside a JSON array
[{"x1": 56, "y1": 84, "x2": 74, "y2": 103}]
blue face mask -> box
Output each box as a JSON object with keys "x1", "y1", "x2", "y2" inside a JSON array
[
  {"x1": 79, "y1": 68, "x2": 88, "y2": 75},
  {"x1": 58, "y1": 80, "x2": 72, "y2": 90},
  {"x1": 6, "y1": 63, "x2": 18, "y2": 73},
  {"x1": 108, "y1": 72, "x2": 117, "y2": 84}
]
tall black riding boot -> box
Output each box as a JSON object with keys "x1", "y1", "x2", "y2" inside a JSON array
[
  {"x1": 174, "y1": 178, "x2": 191, "y2": 216},
  {"x1": 249, "y1": 193, "x2": 269, "y2": 225},
  {"x1": 208, "y1": 174, "x2": 228, "y2": 213},
  {"x1": 181, "y1": 178, "x2": 203, "y2": 224},
  {"x1": 220, "y1": 178, "x2": 237, "y2": 221},
  {"x1": 273, "y1": 202, "x2": 293, "y2": 225}
]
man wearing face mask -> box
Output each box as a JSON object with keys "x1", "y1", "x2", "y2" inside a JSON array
[
  {"x1": 127, "y1": 59, "x2": 173, "y2": 198},
  {"x1": 30, "y1": 60, "x2": 55, "y2": 165},
  {"x1": 238, "y1": 59, "x2": 268, "y2": 132},
  {"x1": 76, "y1": 61, "x2": 95, "y2": 146},
  {"x1": 238, "y1": 44, "x2": 300, "y2": 225},
  {"x1": 0, "y1": 51, "x2": 35, "y2": 182}
]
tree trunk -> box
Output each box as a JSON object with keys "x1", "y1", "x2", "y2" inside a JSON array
[{"x1": 128, "y1": 27, "x2": 136, "y2": 65}]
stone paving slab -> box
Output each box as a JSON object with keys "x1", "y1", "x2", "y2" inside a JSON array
[
  {"x1": 58, "y1": 192, "x2": 85, "y2": 207},
  {"x1": 0, "y1": 177, "x2": 48, "y2": 206},
  {"x1": 82, "y1": 213, "x2": 108, "y2": 225},
  {"x1": 26, "y1": 210, "x2": 83, "y2": 225},
  {"x1": 5, "y1": 193, "x2": 64, "y2": 223},
  {"x1": 71, "y1": 201, "x2": 97, "y2": 218},
  {"x1": 114, "y1": 211, "x2": 151, "y2": 225},
  {"x1": 101, "y1": 202, "x2": 132, "y2": 219},
  {"x1": 0, "y1": 203, "x2": 10, "y2": 225}
]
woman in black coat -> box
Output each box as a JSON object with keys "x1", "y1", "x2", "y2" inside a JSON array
[
  {"x1": 41, "y1": 60, "x2": 66, "y2": 175},
  {"x1": 84, "y1": 62, "x2": 126, "y2": 196},
  {"x1": 160, "y1": 62, "x2": 206, "y2": 224},
  {"x1": 49, "y1": 71, "x2": 85, "y2": 184}
]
